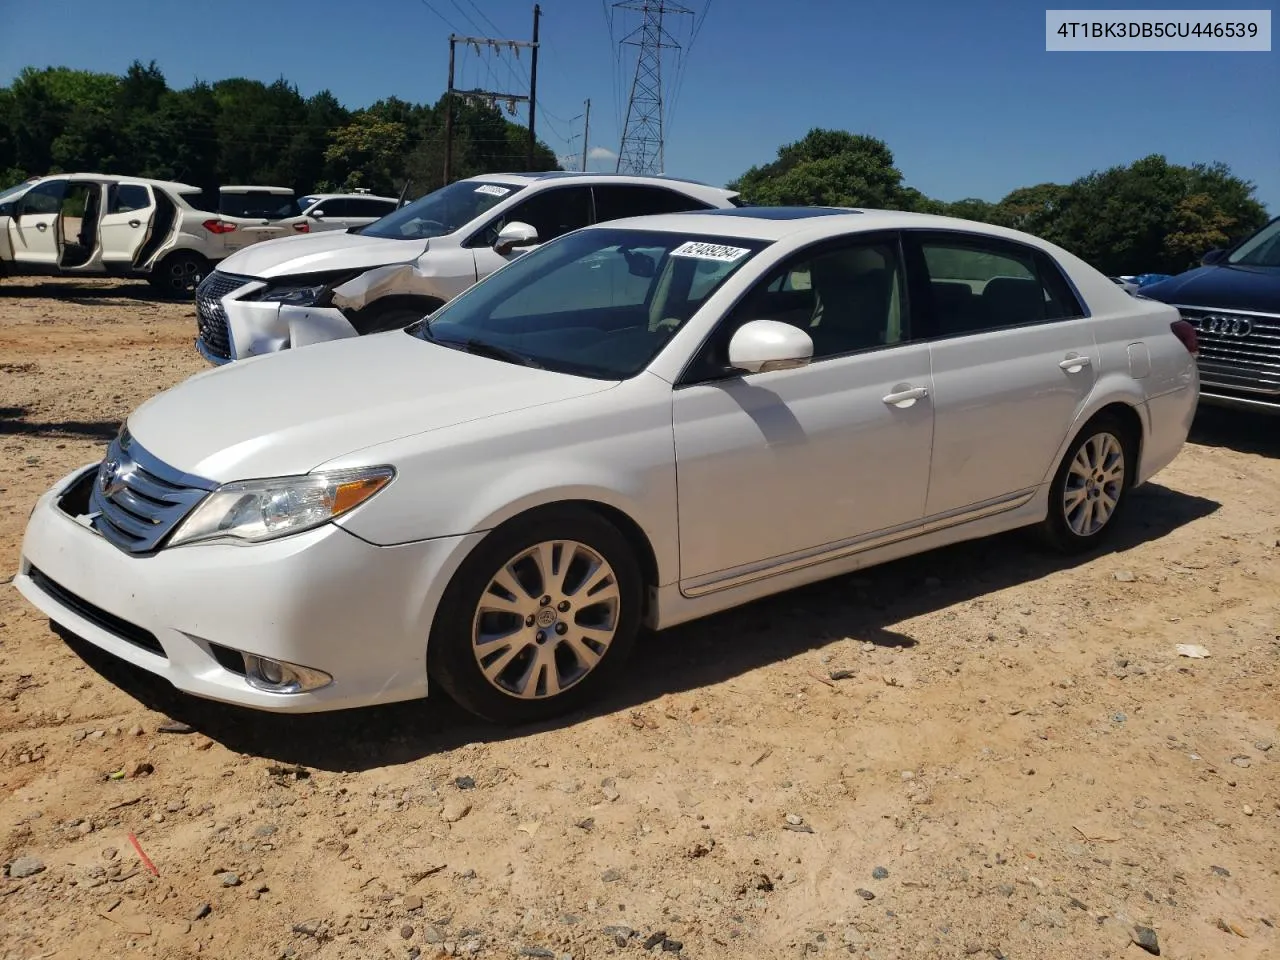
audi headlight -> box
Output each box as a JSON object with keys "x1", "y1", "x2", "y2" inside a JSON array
[
  {"x1": 250, "y1": 281, "x2": 330, "y2": 306},
  {"x1": 167, "y1": 467, "x2": 394, "y2": 547}
]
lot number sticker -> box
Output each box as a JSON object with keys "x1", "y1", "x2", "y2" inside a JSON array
[
  {"x1": 670, "y1": 241, "x2": 750, "y2": 262},
  {"x1": 475, "y1": 184, "x2": 511, "y2": 197}
]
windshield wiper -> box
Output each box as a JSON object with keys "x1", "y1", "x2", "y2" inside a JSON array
[{"x1": 459, "y1": 338, "x2": 544, "y2": 369}]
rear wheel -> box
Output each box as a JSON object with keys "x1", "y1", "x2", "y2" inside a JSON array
[
  {"x1": 429, "y1": 508, "x2": 643, "y2": 724},
  {"x1": 1039, "y1": 412, "x2": 1135, "y2": 553},
  {"x1": 148, "y1": 252, "x2": 209, "y2": 298}
]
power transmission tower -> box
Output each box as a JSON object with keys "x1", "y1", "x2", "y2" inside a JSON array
[
  {"x1": 442, "y1": 7, "x2": 541, "y2": 183},
  {"x1": 614, "y1": 0, "x2": 692, "y2": 176}
]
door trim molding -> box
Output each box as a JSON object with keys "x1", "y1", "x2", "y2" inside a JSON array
[{"x1": 679, "y1": 487, "x2": 1038, "y2": 598}]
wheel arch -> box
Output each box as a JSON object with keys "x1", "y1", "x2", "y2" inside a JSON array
[{"x1": 1042, "y1": 383, "x2": 1149, "y2": 488}]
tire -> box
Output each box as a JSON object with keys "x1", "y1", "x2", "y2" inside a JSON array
[
  {"x1": 148, "y1": 252, "x2": 209, "y2": 298},
  {"x1": 1038, "y1": 411, "x2": 1135, "y2": 553},
  {"x1": 350, "y1": 300, "x2": 440, "y2": 336},
  {"x1": 428, "y1": 507, "x2": 644, "y2": 724}
]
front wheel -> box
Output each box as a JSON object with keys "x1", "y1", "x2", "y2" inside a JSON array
[
  {"x1": 429, "y1": 509, "x2": 643, "y2": 724},
  {"x1": 1038, "y1": 412, "x2": 1134, "y2": 553}
]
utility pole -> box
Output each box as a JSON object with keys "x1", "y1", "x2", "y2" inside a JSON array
[
  {"x1": 614, "y1": 0, "x2": 692, "y2": 176},
  {"x1": 527, "y1": 3, "x2": 541, "y2": 169},
  {"x1": 580, "y1": 99, "x2": 591, "y2": 171},
  {"x1": 443, "y1": 36, "x2": 457, "y2": 185},
  {"x1": 439, "y1": 10, "x2": 541, "y2": 185}
]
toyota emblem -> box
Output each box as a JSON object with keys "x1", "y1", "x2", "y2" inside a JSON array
[{"x1": 1200, "y1": 314, "x2": 1253, "y2": 337}]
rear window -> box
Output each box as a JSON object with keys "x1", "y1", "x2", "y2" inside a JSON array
[{"x1": 220, "y1": 191, "x2": 301, "y2": 220}]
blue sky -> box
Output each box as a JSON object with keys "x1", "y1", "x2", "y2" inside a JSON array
[{"x1": 1, "y1": 0, "x2": 1276, "y2": 211}]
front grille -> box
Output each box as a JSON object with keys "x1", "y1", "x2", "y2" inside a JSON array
[
  {"x1": 1176, "y1": 306, "x2": 1280, "y2": 395},
  {"x1": 86, "y1": 431, "x2": 216, "y2": 554},
  {"x1": 195, "y1": 271, "x2": 255, "y2": 361},
  {"x1": 28, "y1": 566, "x2": 167, "y2": 658}
]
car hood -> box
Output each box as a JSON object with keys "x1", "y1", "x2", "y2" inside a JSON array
[
  {"x1": 217, "y1": 229, "x2": 429, "y2": 279},
  {"x1": 126, "y1": 332, "x2": 617, "y2": 483},
  {"x1": 1141, "y1": 264, "x2": 1280, "y2": 314}
]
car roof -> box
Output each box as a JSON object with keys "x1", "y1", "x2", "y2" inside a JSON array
[
  {"x1": 221, "y1": 185, "x2": 294, "y2": 194},
  {"x1": 584, "y1": 207, "x2": 1062, "y2": 246},
  {"x1": 301, "y1": 192, "x2": 399, "y2": 202},
  {"x1": 26, "y1": 172, "x2": 203, "y2": 194},
  {"x1": 464, "y1": 171, "x2": 739, "y2": 199}
]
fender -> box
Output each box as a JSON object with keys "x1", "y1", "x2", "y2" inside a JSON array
[{"x1": 1038, "y1": 370, "x2": 1149, "y2": 486}]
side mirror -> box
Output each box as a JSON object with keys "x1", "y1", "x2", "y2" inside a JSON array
[
  {"x1": 1201, "y1": 248, "x2": 1227, "y2": 266},
  {"x1": 310, "y1": 208, "x2": 325, "y2": 219},
  {"x1": 727, "y1": 319, "x2": 813, "y2": 374},
  {"x1": 494, "y1": 221, "x2": 538, "y2": 255}
]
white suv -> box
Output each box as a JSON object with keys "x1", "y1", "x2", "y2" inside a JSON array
[
  {"x1": 0, "y1": 175, "x2": 308, "y2": 295},
  {"x1": 191, "y1": 172, "x2": 742, "y2": 363},
  {"x1": 297, "y1": 193, "x2": 400, "y2": 232}
]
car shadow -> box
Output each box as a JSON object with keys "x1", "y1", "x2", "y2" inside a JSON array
[
  {"x1": 0, "y1": 407, "x2": 120, "y2": 441},
  {"x1": 0, "y1": 280, "x2": 185, "y2": 304},
  {"x1": 53, "y1": 482, "x2": 1219, "y2": 772},
  {"x1": 1189, "y1": 406, "x2": 1280, "y2": 458}
]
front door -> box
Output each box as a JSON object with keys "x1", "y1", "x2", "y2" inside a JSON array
[
  {"x1": 8, "y1": 178, "x2": 65, "y2": 265},
  {"x1": 100, "y1": 183, "x2": 156, "y2": 267},
  {"x1": 672, "y1": 233, "x2": 936, "y2": 585},
  {"x1": 905, "y1": 230, "x2": 1100, "y2": 517},
  {"x1": 470, "y1": 185, "x2": 593, "y2": 281}
]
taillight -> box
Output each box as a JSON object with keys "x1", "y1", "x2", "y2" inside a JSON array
[
  {"x1": 1170, "y1": 319, "x2": 1198, "y2": 355},
  {"x1": 293, "y1": 222, "x2": 310, "y2": 233},
  {"x1": 202, "y1": 219, "x2": 237, "y2": 234}
]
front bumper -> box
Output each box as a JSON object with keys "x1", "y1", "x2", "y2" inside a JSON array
[{"x1": 15, "y1": 464, "x2": 484, "y2": 713}]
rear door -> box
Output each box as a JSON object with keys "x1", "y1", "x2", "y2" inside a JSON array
[
  {"x1": 904, "y1": 229, "x2": 1099, "y2": 517},
  {"x1": 100, "y1": 183, "x2": 157, "y2": 266},
  {"x1": 9, "y1": 178, "x2": 65, "y2": 265}
]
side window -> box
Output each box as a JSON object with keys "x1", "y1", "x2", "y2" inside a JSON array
[
  {"x1": 592, "y1": 185, "x2": 711, "y2": 223},
  {"x1": 109, "y1": 184, "x2": 152, "y2": 214},
  {"x1": 354, "y1": 198, "x2": 396, "y2": 217},
  {"x1": 685, "y1": 236, "x2": 906, "y2": 380},
  {"x1": 18, "y1": 180, "x2": 66, "y2": 216},
  {"x1": 917, "y1": 235, "x2": 1083, "y2": 337},
  {"x1": 316, "y1": 198, "x2": 350, "y2": 217},
  {"x1": 490, "y1": 186, "x2": 592, "y2": 245}
]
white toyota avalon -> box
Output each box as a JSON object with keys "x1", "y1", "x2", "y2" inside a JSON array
[{"x1": 15, "y1": 206, "x2": 1199, "y2": 724}]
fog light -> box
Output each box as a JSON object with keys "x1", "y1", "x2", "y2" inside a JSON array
[{"x1": 243, "y1": 655, "x2": 333, "y2": 694}]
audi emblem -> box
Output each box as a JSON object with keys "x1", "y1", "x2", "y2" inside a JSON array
[{"x1": 1199, "y1": 315, "x2": 1253, "y2": 337}]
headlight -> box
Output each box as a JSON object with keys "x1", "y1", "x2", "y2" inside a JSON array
[
  {"x1": 167, "y1": 467, "x2": 394, "y2": 547},
  {"x1": 250, "y1": 282, "x2": 330, "y2": 306}
]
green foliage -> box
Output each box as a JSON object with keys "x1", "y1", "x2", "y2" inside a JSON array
[
  {"x1": 0, "y1": 62, "x2": 560, "y2": 198},
  {"x1": 731, "y1": 129, "x2": 1269, "y2": 274}
]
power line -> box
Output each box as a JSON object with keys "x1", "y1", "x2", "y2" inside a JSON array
[{"x1": 420, "y1": 0, "x2": 465, "y2": 34}]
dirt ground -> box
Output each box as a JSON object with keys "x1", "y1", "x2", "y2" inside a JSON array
[{"x1": 1, "y1": 277, "x2": 1277, "y2": 960}]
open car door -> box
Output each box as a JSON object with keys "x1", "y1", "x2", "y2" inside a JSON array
[
  {"x1": 55, "y1": 178, "x2": 108, "y2": 272},
  {"x1": 99, "y1": 182, "x2": 157, "y2": 269},
  {"x1": 8, "y1": 178, "x2": 65, "y2": 266}
]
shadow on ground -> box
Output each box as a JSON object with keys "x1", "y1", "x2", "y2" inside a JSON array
[
  {"x1": 0, "y1": 407, "x2": 120, "y2": 441},
  {"x1": 1190, "y1": 406, "x2": 1280, "y2": 458},
  {"x1": 0, "y1": 279, "x2": 185, "y2": 304},
  {"x1": 53, "y1": 481, "x2": 1219, "y2": 772}
]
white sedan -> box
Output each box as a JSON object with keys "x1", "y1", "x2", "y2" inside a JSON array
[{"x1": 15, "y1": 207, "x2": 1200, "y2": 724}]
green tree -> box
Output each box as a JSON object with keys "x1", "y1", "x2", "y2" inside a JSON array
[
  {"x1": 324, "y1": 113, "x2": 408, "y2": 193},
  {"x1": 729, "y1": 129, "x2": 911, "y2": 208}
]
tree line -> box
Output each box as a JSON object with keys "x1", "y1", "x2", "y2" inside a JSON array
[
  {"x1": 1, "y1": 64, "x2": 1269, "y2": 276},
  {"x1": 730, "y1": 129, "x2": 1271, "y2": 276},
  {"x1": 0, "y1": 62, "x2": 559, "y2": 202}
]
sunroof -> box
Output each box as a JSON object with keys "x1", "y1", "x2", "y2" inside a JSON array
[{"x1": 690, "y1": 206, "x2": 860, "y2": 220}]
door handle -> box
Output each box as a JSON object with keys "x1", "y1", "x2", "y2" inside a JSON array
[
  {"x1": 35, "y1": 222, "x2": 48, "y2": 231},
  {"x1": 882, "y1": 385, "x2": 929, "y2": 407},
  {"x1": 128, "y1": 219, "x2": 141, "y2": 228},
  {"x1": 1059, "y1": 354, "x2": 1092, "y2": 373}
]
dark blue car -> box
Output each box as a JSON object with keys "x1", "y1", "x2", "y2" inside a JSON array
[{"x1": 1141, "y1": 216, "x2": 1280, "y2": 414}]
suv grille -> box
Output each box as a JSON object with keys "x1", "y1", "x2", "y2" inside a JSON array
[
  {"x1": 195, "y1": 271, "x2": 255, "y2": 361},
  {"x1": 1176, "y1": 306, "x2": 1280, "y2": 394},
  {"x1": 87, "y1": 431, "x2": 216, "y2": 554}
]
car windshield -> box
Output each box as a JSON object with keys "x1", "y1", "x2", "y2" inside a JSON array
[
  {"x1": 0, "y1": 181, "x2": 32, "y2": 204},
  {"x1": 1228, "y1": 218, "x2": 1280, "y2": 267},
  {"x1": 359, "y1": 179, "x2": 524, "y2": 240},
  {"x1": 406, "y1": 226, "x2": 769, "y2": 379}
]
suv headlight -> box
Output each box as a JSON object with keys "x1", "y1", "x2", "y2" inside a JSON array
[
  {"x1": 168, "y1": 467, "x2": 394, "y2": 547},
  {"x1": 249, "y1": 281, "x2": 331, "y2": 306}
]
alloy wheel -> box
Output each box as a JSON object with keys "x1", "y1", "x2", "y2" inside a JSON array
[
  {"x1": 1063, "y1": 431, "x2": 1125, "y2": 537},
  {"x1": 471, "y1": 539, "x2": 621, "y2": 699}
]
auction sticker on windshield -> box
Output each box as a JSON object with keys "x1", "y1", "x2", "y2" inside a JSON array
[
  {"x1": 670, "y1": 241, "x2": 751, "y2": 262},
  {"x1": 474, "y1": 185, "x2": 512, "y2": 197}
]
